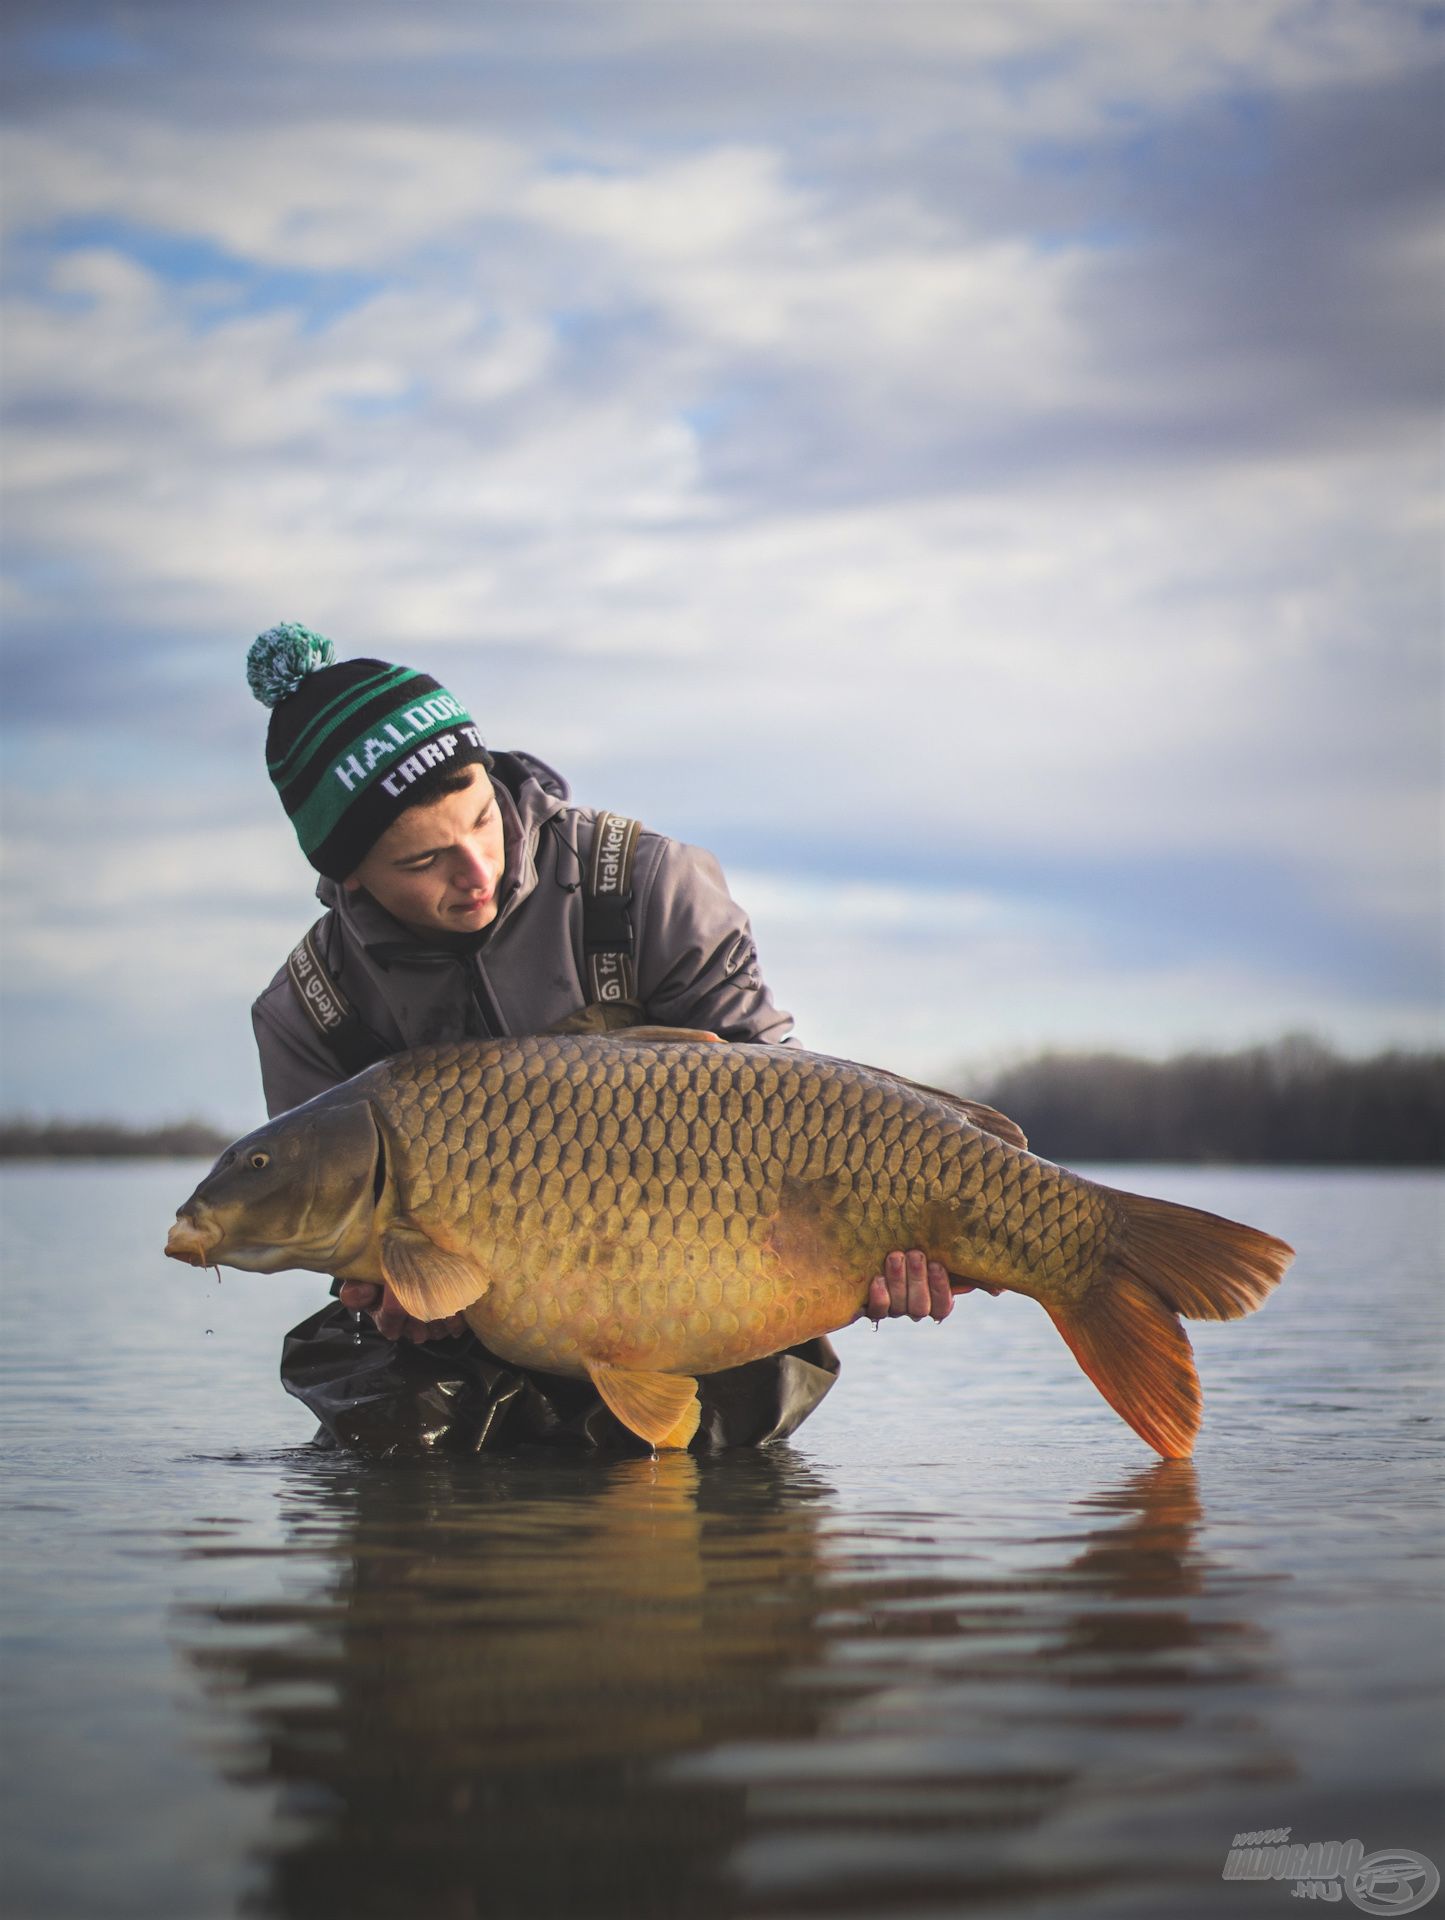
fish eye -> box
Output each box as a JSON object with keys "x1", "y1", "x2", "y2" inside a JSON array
[{"x1": 249, "y1": 1151, "x2": 270, "y2": 1170}]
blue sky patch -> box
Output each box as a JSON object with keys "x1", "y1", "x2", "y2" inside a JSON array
[
  {"x1": 17, "y1": 22, "x2": 150, "y2": 73},
  {"x1": 13, "y1": 217, "x2": 386, "y2": 333}
]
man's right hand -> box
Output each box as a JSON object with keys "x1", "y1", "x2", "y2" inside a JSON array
[{"x1": 337, "y1": 1280, "x2": 467, "y2": 1344}]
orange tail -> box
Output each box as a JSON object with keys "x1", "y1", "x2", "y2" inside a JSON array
[{"x1": 1045, "y1": 1191, "x2": 1294, "y2": 1459}]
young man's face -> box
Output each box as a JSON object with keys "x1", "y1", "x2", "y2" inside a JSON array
[{"x1": 344, "y1": 763, "x2": 505, "y2": 938}]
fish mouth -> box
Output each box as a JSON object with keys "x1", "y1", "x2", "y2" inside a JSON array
[{"x1": 165, "y1": 1215, "x2": 221, "y2": 1267}]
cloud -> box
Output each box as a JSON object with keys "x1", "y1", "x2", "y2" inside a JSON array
[
  {"x1": 5, "y1": 115, "x2": 527, "y2": 270},
  {"x1": 1, "y1": 0, "x2": 1439, "y2": 1120}
]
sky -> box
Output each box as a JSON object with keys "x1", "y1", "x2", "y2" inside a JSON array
[{"x1": 1, "y1": 0, "x2": 1441, "y2": 1130}]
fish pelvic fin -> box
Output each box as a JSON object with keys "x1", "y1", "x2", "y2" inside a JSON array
[
  {"x1": 380, "y1": 1226, "x2": 489, "y2": 1321},
  {"x1": 1047, "y1": 1191, "x2": 1294, "y2": 1459},
  {"x1": 587, "y1": 1361, "x2": 701, "y2": 1450}
]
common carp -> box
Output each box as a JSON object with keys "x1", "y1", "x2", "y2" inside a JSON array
[{"x1": 164, "y1": 1030, "x2": 1293, "y2": 1456}]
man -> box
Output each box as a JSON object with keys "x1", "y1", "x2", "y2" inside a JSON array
[{"x1": 248, "y1": 623, "x2": 952, "y2": 1453}]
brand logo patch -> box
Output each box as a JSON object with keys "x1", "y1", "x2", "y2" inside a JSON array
[{"x1": 288, "y1": 938, "x2": 349, "y2": 1036}]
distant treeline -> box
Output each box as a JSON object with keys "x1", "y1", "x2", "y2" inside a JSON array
[
  {"x1": 0, "y1": 1118, "x2": 231, "y2": 1159},
  {"x1": 4, "y1": 1037, "x2": 1442, "y2": 1166},
  {"x1": 965, "y1": 1038, "x2": 1444, "y2": 1166}
]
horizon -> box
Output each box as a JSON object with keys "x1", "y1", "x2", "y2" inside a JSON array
[{"x1": 2, "y1": 1031, "x2": 1439, "y2": 1137}]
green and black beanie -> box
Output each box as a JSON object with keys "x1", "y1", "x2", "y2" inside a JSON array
[{"x1": 248, "y1": 622, "x2": 493, "y2": 879}]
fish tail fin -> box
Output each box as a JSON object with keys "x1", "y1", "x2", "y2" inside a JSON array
[{"x1": 1046, "y1": 1192, "x2": 1294, "y2": 1460}]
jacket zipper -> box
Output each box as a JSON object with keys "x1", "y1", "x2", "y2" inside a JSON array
[{"x1": 466, "y1": 956, "x2": 507, "y2": 1038}]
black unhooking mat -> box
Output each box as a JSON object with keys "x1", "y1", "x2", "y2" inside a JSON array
[{"x1": 280, "y1": 1301, "x2": 840, "y2": 1456}]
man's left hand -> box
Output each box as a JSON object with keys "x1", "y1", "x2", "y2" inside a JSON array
[{"x1": 857, "y1": 1248, "x2": 961, "y2": 1323}]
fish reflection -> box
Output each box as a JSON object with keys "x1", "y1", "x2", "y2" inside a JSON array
[
  {"x1": 1056, "y1": 1462, "x2": 1272, "y2": 1677},
  {"x1": 173, "y1": 1451, "x2": 1288, "y2": 1920},
  {"x1": 180, "y1": 1449, "x2": 842, "y2": 1920}
]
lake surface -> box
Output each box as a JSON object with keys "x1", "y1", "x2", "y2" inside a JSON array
[{"x1": 2, "y1": 1163, "x2": 1441, "y2": 1920}]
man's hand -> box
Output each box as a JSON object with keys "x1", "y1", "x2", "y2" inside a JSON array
[
  {"x1": 336, "y1": 1280, "x2": 466, "y2": 1344},
  {"x1": 855, "y1": 1248, "x2": 997, "y2": 1323}
]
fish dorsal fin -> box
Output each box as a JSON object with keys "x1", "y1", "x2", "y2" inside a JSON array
[
  {"x1": 380, "y1": 1224, "x2": 489, "y2": 1321},
  {"x1": 587, "y1": 1361, "x2": 701, "y2": 1449},
  {"x1": 866, "y1": 1067, "x2": 1028, "y2": 1151},
  {"x1": 938, "y1": 1092, "x2": 1028, "y2": 1151},
  {"x1": 604, "y1": 1026, "x2": 723, "y2": 1046}
]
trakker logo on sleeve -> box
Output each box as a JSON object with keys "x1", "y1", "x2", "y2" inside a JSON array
[{"x1": 287, "y1": 928, "x2": 352, "y2": 1039}]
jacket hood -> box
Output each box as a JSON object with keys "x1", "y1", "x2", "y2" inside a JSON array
[{"x1": 314, "y1": 747, "x2": 573, "y2": 948}]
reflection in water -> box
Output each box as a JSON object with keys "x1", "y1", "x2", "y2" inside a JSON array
[
  {"x1": 172, "y1": 1450, "x2": 1291, "y2": 1920},
  {"x1": 1058, "y1": 1465, "x2": 1267, "y2": 1673},
  {"x1": 183, "y1": 1451, "x2": 845, "y2": 1920}
]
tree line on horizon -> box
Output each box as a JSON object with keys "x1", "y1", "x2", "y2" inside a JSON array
[
  {"x1": 1, "y1": 1037, "x2": 1440, "y2": 1165},
  {"x1": 0, "y1": 1118, "x2": 232, "y2": 1159},
  {"x1": 961, "y1": 1036, "x2": 1443, "y2": 1166}
]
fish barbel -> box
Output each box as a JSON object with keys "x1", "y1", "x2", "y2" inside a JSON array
[{"x1": 164, "y1": 1030, "x2": 1293, "y2": 1455}]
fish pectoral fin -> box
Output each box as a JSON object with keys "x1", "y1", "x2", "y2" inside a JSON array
[
  {"x1": 586, "y1": 1361, "x2": 701, "y2": 1450},
  {"x1": 379, "y1": 1227, "x2": 488, "y2": 1321}
]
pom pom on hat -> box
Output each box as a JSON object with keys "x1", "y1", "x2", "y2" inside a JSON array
[{"x1": 247, "y1": 622, "x2": 338, "y2": 708}]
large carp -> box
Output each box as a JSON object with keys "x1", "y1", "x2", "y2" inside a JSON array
[{"x1": 165, "y1": 1030, "x2": 1292, "y2": 1456}]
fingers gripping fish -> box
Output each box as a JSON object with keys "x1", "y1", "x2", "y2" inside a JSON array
[{"x1": 164, "y1": 1030, "x2": 1293, "y2": 1457}]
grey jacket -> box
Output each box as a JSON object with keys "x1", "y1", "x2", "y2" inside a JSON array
[{"x1": 253, "y1": 749, "x2": 795, "y2": 1119}]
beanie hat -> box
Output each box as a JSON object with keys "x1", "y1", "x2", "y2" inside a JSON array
[{"x1": 247, "y1": 622, "x2": 493, "y2": 879}]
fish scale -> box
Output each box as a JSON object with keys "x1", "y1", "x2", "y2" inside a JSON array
[
  {"x1": 365, "y1": 1035, "x2": 1112, "y2": 1382},
  {"x1": 166, "y1": 1029, "x2": 1294, "y2": 1458}
]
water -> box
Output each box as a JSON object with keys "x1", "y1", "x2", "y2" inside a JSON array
[{"x1": 2, "y1": 1163, "x2": 1441, "y2": 1920}]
